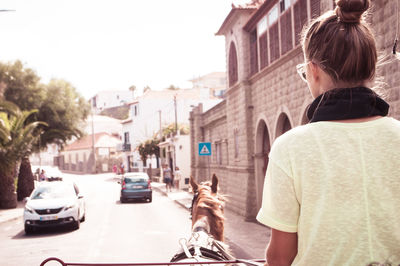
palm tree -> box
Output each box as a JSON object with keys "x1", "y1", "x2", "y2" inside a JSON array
[{"x1": 0, "y1": 101, "x2": 46, "y2": 209}]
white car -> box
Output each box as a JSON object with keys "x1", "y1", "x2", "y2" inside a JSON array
[{"x1": 23, "y1": 181, "x2": 86, "y2": 234}]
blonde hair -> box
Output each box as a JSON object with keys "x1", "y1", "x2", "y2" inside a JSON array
[{"x1": 302, "y1": 0, "x2": 377, "y2": 84}]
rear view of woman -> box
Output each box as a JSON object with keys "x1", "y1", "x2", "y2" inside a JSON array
[{"x1": 257, "y1": 0, "x2": 400, "y2": 265}]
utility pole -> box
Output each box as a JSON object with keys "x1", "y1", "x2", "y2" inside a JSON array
[
  {"x1": 38, "y1": 134, "x2": 41, "y2": 171},
  {"x1": 158, "y1": 110, "x2": 162, "y2": 170},
  {"x1": 91, "y1": 103, "x2": 96, "y2": 173},
  {"x1": 173, "y1": 95, "x2": 178, "y2": 178},
  {"x1": 174, "y1": 94, "x2": 178, "y2": 134},
  {"x1": 158, "y1": 110, "x2": 162, "y2": 140}
]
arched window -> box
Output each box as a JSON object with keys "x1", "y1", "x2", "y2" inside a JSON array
[{"x1": 228, "y1": 42, "x2": 238, "y2": 86}]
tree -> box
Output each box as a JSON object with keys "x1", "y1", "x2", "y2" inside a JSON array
[
  {"x1": 137, "y1": 138, "x2": 160, "y2": 168},
  {"x1": 166, "y1": 85, "x2": 179, "y2": 91},
  {"x1": 129, "y1": 85, "x2": 136, "y2": 98},
  {"x1": 17, "y1": 157, "x2": 34, "y2": 201},
  {"x1": 1, "y1": 61, "x2": 44, "y2": 109},
  {"x1": 36, "y1": 79, "x2": 90, "y2": 149},
  {"x1": 162, "y1": 123, "x2": 190, "y2": 138},
  {"x1": 0, "y1": 61, "x2": 90, "y2": 202},
  {"x1": 16, "y1": 79, "x2": 89, "y2": 199},
  {"x1": 0, "y1": 101, "x2": 45, "y2": 208}
]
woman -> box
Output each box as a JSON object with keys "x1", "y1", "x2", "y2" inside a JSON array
[
  {"x1": 257, "y1": 0, "x2": 400, "y2": 265},
  {"x1": 174, "y1": 166, "x2": 182, "y2": 189}
]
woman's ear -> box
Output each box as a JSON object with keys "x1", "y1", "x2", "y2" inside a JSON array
[
  {"x1": 307, "y1": 62, "x2": 326, "y2": 98},
  {"x1": 309, "y1": 62, "x2": 320, "y2": 82}
]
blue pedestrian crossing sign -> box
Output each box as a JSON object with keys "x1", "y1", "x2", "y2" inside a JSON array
[{"x1": 198, "y1": 142, "x2": 212, "y2": 156}]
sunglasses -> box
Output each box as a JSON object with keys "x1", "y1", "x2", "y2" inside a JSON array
[{"x1": 296, "y1": 62, "x2": 308, "y2": 82}]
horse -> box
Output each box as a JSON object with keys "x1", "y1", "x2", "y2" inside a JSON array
[{"x1": 170, "y1": 174, "x2": 235, "y2": 265}]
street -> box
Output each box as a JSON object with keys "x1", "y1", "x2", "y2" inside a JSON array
[{"x1": 0, "y1": 173, "x2": 193, "y2": 266}]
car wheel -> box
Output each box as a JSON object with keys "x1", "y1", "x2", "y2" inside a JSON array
[
  {"x1": 120, "y1": 197, "x2": 126, "y2": 203},
  {"x1": 24, "y1": 225, "x2": 34, "y2": 235},
  {"x1": 148, "y1": 195, "x2": 152, "y2": 203},
  {"x1": 72, "y1": 213, "x2": 80, "y2": 230},
  {"x1": 80, "y1": 213, "x2": 85, "y2": 222}
]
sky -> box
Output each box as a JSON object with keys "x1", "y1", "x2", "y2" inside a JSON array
[{"x1": 0, "y1": 0, "x2": 246, "y2": 100}]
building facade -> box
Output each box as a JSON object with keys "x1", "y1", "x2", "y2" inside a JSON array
[
  {"x1": 190, "y1": 0, "x2": 400, "y2": 220},
  {"x1": 189, "y1": 72, "x2": 227, "y2": 98},
  {"x1": 121, "y1": 88, "x2": 223, "y2": 171},
  {"x1": 158, "y1": 133, "x2": 191, "y2": 189},
  {"x1": 90, "y1": 90, "x2": 133, "y2": 114},
  {"x1": 59, "y1": 132, "x2": 122, "y2": 174}
]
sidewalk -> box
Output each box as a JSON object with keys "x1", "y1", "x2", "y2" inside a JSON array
[
  {"x1": 151, "y1": 182, "x2": 270, "y2": 260},
  {"x1": 0, "y1": 180, "x2": 270, "y2": 260},
  {"x1": 0, "y1": 201, "x2": 24, "y2": 225}
]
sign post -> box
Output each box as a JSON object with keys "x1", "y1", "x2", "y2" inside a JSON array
[{"x1": 198, "y1": 142, "x2": 212, "y2": 179}]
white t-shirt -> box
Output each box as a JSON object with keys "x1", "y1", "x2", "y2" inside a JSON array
[{"x1": 257, "y1": 117, "x2": 400, "y2": 265}]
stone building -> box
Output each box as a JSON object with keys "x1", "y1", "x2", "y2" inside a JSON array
[{"x1": 190, "y1": 0, "x2": 400, "y2": 220}]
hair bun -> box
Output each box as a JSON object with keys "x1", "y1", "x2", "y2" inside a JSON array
[{"x1": 335, "y1": 0, "x2": 370, "y2": 23}]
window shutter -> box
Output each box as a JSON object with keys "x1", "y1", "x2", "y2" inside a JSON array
[
  {"x1": 294, "y1": 0, "x2": 308, "y2": 45},
  {"x1": 269, "y1": 23, "x2": 279, "y2": 63},
  {"x1": 228, "y1": 42, "x2": 238, "y2": 86},
  {"x1": 259, "y1": 32, "x2": 269, "y2": 69},
  {"x1": 280, "y1": 10, "x2": 292, "y2": 55},
  {"x1": 310, "y1": 0, "x2": 321, "y2": 18},
  {"x1": 250, "y1": 30, "x2": 259, "y2": 75}
]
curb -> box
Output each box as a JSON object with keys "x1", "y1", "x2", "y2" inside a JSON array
[
  {"x1": 152, "y1": 185, "x2": 192, "y2": 210},
  {"x1": 0, "y1": 214, "x2": 21, "y2": 225}
]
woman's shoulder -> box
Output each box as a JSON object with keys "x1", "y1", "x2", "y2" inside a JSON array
[
  {"x1": 270, "y1": 124, "x2": 316, "y2": 158},
  {"x1": 273, "y1": 124, "x2": 315, "y2": 147}
]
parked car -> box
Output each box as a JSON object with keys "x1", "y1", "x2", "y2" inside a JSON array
[
  {"x1": 23, "y1": 181, "x2": 86, "y2": 234},
  {"x1": 119, "y1": 172, "x2": 152, "y2": 203}
]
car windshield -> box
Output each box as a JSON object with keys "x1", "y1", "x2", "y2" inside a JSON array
[
  {"x1": 124, "y1": 176, "x2": 148, "y2": 183},
  {"x1": 31, "y1": 184, "x2": 75, "y2": 199}
]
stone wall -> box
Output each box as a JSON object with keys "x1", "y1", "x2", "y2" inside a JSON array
[{"x1": 190, "y1": 0, "x2": 400, "y2": 220}]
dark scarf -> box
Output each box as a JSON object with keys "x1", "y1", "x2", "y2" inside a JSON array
[{"x1": 307, "y1": 87, "x2": 389, "y2": 123}]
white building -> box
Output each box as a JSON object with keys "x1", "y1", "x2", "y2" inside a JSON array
[
  {"x1": 30, "y1": 143, "x2": 59, "y2": 167},
  {"x1": 189, "y1": 72, "x2": 226, "y2": 98},
  {"x1": 84, "y1": 114, "x2": 123, "y2": 136},
  {"x1": 90, "y1": 90, "x2": 133, "y2": 114},
  {"x1": 159, "y1": 134, "x2": 191, "y2": 190},
  {"x1": 121, "y1": 87, "x2": 223, "y2": 172}
]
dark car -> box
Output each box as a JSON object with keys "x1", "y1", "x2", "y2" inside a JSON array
[{"x1": 120, "y1": 172, "x2": 152, "y2": 203}]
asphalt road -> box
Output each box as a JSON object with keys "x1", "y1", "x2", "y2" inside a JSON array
[{"x1": 0, "y1": 173, "x2": 193, "y2": 266}]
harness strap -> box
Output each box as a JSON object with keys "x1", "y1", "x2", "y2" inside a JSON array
[
  {"x1": 212, "y1": 239, "x2": 235, "y2": 261},
  {"x1": 194, "y1": 245, "x2": 202, "y2": 257},
  {"x1": 179, "y1": 238, "x2": 192, "y2": 259},
  {"x1": 170, "y1": 246, "x2": 229, "y2": 262}
]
